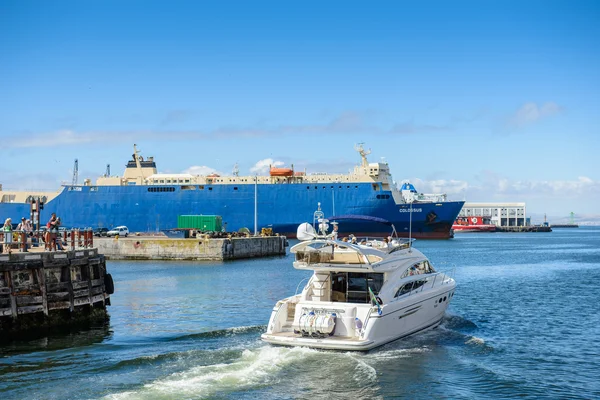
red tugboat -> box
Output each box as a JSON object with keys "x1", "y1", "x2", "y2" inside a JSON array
[{"x1": 452, "y1": 216, "x2": 496, "y2": 232}]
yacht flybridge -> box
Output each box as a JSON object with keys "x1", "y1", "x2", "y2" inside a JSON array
[{"x1": 261, "y1": 209, "x2": 456, "y2": 351}]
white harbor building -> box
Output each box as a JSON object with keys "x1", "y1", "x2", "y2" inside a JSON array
[{"x1": 458, "y1": 202, "x2": 527, "y2": 227}]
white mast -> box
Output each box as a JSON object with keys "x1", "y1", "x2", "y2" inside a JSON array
[{"x1": 254, "y1": 175, "x2": 258, "y2": 236}]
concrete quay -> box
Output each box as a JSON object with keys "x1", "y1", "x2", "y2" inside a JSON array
[{"x1": 95, "y1": 235, "x2": 287, "y2": 261}]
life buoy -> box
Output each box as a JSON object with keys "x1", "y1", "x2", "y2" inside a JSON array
[
  {"x1": 104, "y1": 273, "x2": 115, "y2": 295},
  {"x1": 471, "y1": 217, "x2": 478, "y2": 224}
]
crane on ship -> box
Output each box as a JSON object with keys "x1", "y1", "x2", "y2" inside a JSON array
[{"x1": 72, "y1": 159, "x2": 78, "y2": 185}]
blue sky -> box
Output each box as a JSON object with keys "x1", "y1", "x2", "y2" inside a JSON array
[{"x1": 1, "y1": 0, "x2": 599, "y2": 221}]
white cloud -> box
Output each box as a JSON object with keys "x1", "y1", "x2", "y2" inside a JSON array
[
  {"x1": 404, "y1": 174, "x2": 599, "y2": 215},
  {"x1": 250, "y1": 158, "x2": 284, "y2": 175},
  {"x1": 509, "y1": 102, "x2": 563, "y2": 127},
  {"x1": 407, "y1": 179, "x2": 468, "y2": 196}
]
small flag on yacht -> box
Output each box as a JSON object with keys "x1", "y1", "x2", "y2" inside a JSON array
[{"x1": 369, "y1": 287, "x2": 382, "y2": 315}]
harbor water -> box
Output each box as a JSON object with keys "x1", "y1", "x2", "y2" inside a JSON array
[{"x1": 1, "y1": 228, "x2": 599, "y2": 399}]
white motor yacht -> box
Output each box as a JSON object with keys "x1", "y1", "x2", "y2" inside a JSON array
[{"x1": 261, "y1": 214, "x2": 456, "y2": 351}]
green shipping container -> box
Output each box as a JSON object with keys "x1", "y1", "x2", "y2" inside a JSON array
[{"x1": 177, "y1": 215, "x2": 222, "y2": 232}]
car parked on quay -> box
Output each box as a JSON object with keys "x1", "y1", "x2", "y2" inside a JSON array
[{"x1": 106, "y1": 226, "x2": 129, "y2": 237}]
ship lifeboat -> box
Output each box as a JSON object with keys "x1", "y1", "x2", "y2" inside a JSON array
[{"x1": 270, "y1": 167, "x2": 294, "y2": 177}]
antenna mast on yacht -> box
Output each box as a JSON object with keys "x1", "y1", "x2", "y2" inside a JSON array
[
  {"x1": 408, "y1": 200, "x2": 413, "y2": 252},
  {"x1": 233, "y1": 163, "x2": 240, "y2": 177}
]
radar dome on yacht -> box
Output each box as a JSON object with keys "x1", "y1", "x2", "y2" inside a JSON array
[{"x1": 297, "y1": 222, "x2": 317, "y2": 241}]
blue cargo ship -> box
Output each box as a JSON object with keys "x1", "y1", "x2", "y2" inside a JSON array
[{"x1": 0, "y1": 145, "x2": 464, "y2": 239}]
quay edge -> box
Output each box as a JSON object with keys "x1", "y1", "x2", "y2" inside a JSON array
[{"x1": 95, "y1": 235, "x2": 288, "y2": 261}]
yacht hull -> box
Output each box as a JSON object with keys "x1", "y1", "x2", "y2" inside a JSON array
[{"x1": 262, "y1": 284, "x2": 455, "y2": 351}]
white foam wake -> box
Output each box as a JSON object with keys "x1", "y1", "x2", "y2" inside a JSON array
[{"x1": 104, "y1": 345, "x2": 317, "y2": 400}]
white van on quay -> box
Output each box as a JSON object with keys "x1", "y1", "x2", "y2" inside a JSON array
[{"x1": 107, "y1": 226, "x2": 129, "y2": 237}]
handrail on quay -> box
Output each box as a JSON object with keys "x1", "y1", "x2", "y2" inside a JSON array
[{"x1": 1, "y1": 228, "x2": 95, "y2": 254}]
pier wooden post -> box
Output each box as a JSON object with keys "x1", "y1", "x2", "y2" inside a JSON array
[
  {"x1": 6, "y1": 271, "x2": 17, "y2": 319},
  {"x1": 87, "y1": 263, "x2": 93, "y2": 307},
  {"x1": 66, "y1": 265, "x2": 74, "y2": 312},
  {"x1": 36, "y1": 267, "x2": 49, "y2": 316}
]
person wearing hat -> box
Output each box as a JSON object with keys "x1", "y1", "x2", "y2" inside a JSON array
[{"x1": 2, "y1": 218, "x2": 12, "y2": 253}]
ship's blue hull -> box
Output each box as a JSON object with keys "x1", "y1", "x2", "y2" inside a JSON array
[{"x1": 0, "y1": 183, "x2": 464, "y2": 238}]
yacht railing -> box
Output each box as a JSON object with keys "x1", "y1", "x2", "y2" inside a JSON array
[{"x1": 295, "y1": 276, "x2": 311, "y2": 296}]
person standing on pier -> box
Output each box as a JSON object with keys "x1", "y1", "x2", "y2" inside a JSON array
[
  {"x1": 2, "y1": 218, "x2": 12, "y2": 254},
  {"x1": 16, "y1": 217, "x2": 26, "y2": 231},
  {"x1": 46, "y1": 213, "x2": 59, "y2": 251}
]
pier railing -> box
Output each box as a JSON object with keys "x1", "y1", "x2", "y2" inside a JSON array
[{"x1": 1, "y1": 228, "x2": 95, "y2": 254}]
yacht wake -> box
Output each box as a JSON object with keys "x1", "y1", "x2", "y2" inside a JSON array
[{"x1": 104, "y1": 345, "x2": 318, "y2": 400}]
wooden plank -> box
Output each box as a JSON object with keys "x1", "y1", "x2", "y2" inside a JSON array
[
  {"x1": 48, "y1": 301, "x2": 71, "y2": 310},
  {"x1": 91, "y1": 294, "x2": 105, "y2": 303},
  {"x1": 0, "y1": 260, "x2": 43, "y2": 272},
  {"x1": 46, "y1": 282, "x2": 70, "y2": 292},
  {"x1": 16, "y1": 295, "x2": 43, "y2": 305},
  {"x1": 88, "y1": 257, "x2": 102, "y2": 266},
  {"x1": 47, "y1": 292, "x2": 70, "y2": 302},
  {"x1": 72, "y1": 281, "x2": 88, "y2": 290},
  {"x1": 90, "y1": 287, "x2": 104, "y2": 295},
  {"x1": 73, "y1": 297, "x2": 91, "y2": 306},
  {"x1": 69, "y1": 257, "x2": 89, "y2": 267},
  {"x1": 17, "y1": 305, "x2": 44, "y2": 314},
  {"x1": 42, "y1": 259, "x2": 70, "y2": 268},
  {"x1": 0, "y1": 308, "x2": 13, "y2": 316},
  {"x1": 91, "y1": 278, "x2": 103, "y2": 287},
  {"x1": 73, "y1": 289, "x2": 90, "y2": 298}
]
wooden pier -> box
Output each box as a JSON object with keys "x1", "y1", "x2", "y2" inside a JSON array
[{"x1": 0, "y1": 248, "x2": 112, "y2": 339}]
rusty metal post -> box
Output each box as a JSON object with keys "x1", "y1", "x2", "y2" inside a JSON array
[
  {"x1": 89, "y1": 228, "x2": 94, "y2": 248},
  {"x1": 71, "y1": 229, "x2": 75, "y2": 250},
  {"x1": 77, "y1": 229, "x2": 83, "y2": 248}
]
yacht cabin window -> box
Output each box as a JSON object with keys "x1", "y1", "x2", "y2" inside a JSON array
[
  {"x1": 395, "y1": 280, "x2": 427, "y2": 298},
  {"x1": 400, "y1": 260, "x2": 435, "y2": 279},
  {"x1": 330, "y1": 272, "x2": 384, "y2": 304}
]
